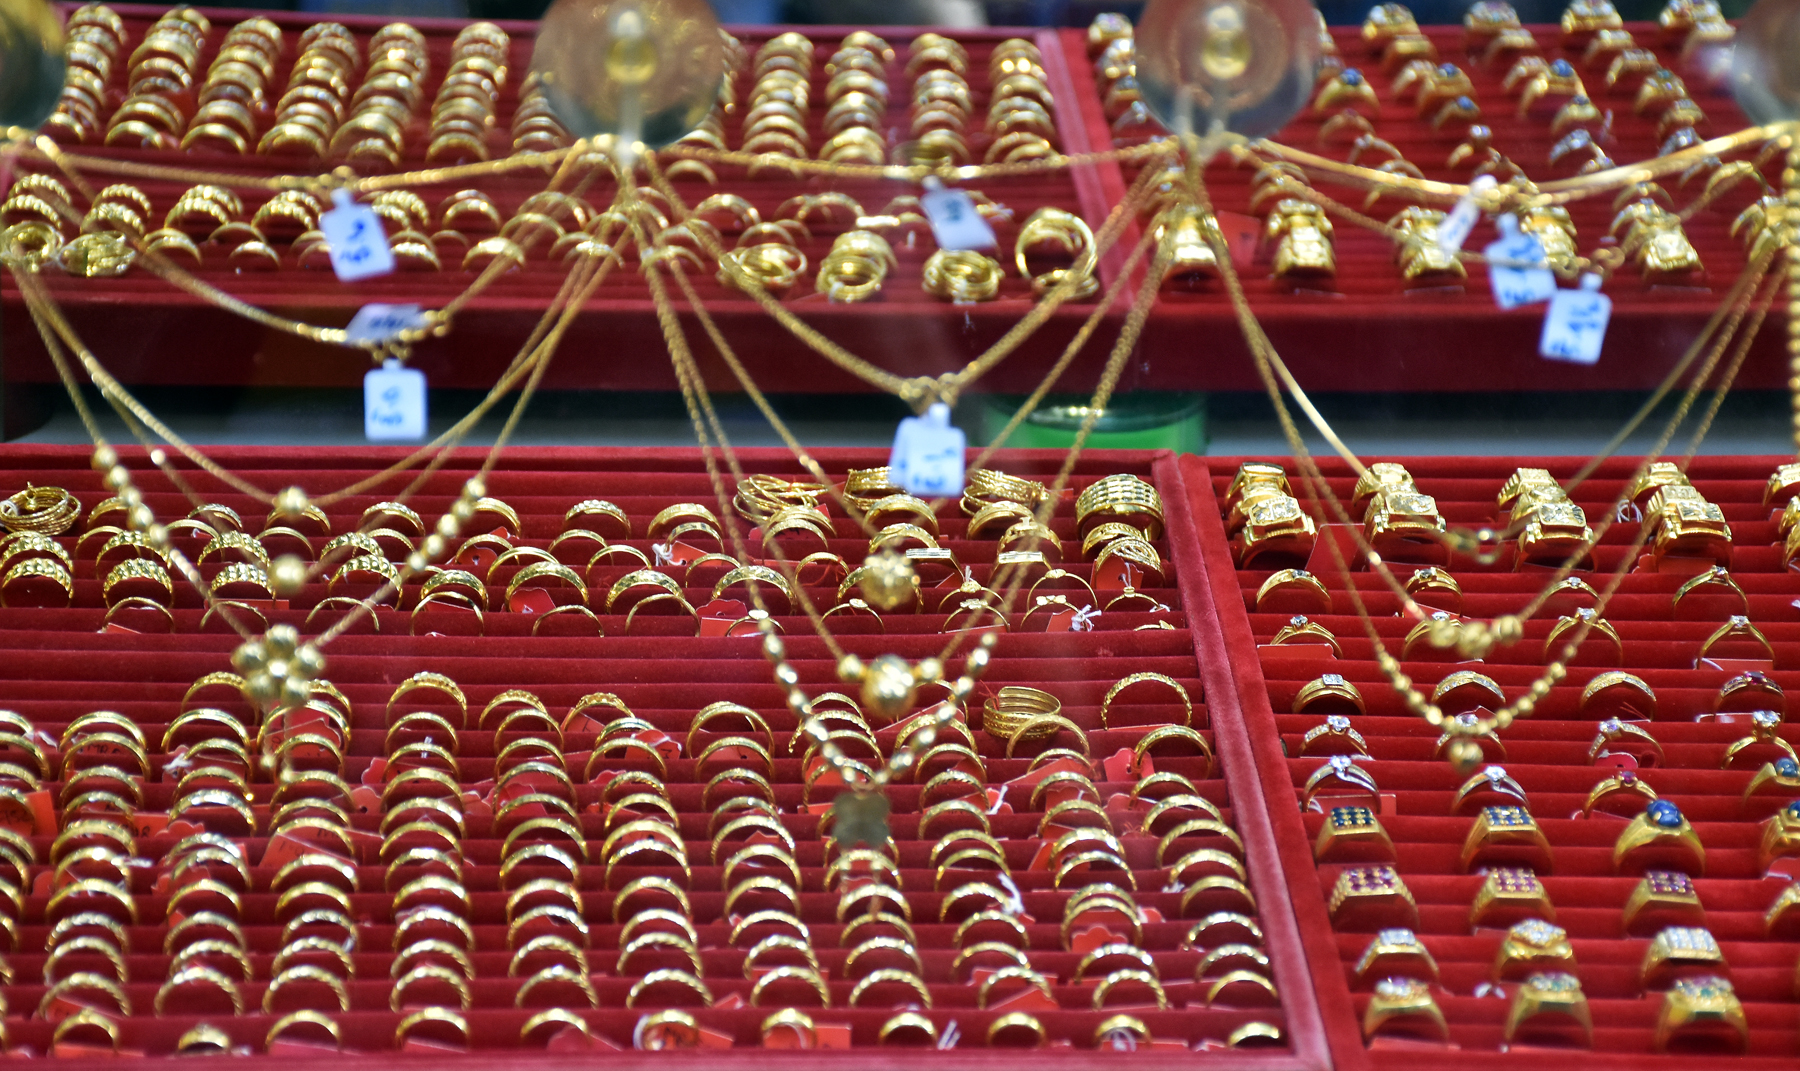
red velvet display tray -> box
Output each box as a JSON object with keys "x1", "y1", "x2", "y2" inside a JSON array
[
  {"x1": 0, "y1": 7, "x2": 1133, "y2": 396},
  {"x1": 1, "y1": 9, "x2": 1779, "y2": 397},
  {"x1": 0, "y1": 445, "x2": 1328, "y2": 1070},
  {"x1": 1114, "y1": 21, "x2": 1777, "y2": 393},
  {"x1": 1181, "y1": 452, "x2": 1800, "y2": 1069}
]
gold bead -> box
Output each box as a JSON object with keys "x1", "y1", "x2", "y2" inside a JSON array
[
  {"x1": 269, "y1": 555, "x2": 307, "y2": 596},
  {"x1": 1447, "y1": 738, "x2": 1483, "y2": 774},
  {"x1": 271, "y1": 486, "x2": 311, "y2": 520},
  {"x1": 856, "y1": 551, "x2": 917, "y2": 611},
  {"x1": 860, "y1": 653, "x2": 919, "y2": 723}
]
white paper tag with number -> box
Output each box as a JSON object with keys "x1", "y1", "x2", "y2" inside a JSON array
[
  {"x1": 888, "y1": 402, "x2": 966, "y2": 496},
  {"x1": 345, "y1": 303, "x2": 427, "y2": 345},
  {"x1": 320, "y1": 189, "x2": 394, "y2": 282},
  {"x1": 1539, "y1": 273, "x2": 1611, "y2": 365},
  {"x1": 1484, "y1": 214, "x2": 1557, "y2": 309},
  {"x1": 920, "y1": 177, "x2": 997, "y2": 251},
  {"x1": 364, "y1": 359, "x2": 426, "y2": 440},
  {"x1": 1436, "y1": 174, "x2": 1497, "y2": 256}
]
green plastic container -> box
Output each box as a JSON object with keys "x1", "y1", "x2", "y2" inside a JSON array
[{"x1": 978, "y1": 392, "x2": 1207, "y2": 454}]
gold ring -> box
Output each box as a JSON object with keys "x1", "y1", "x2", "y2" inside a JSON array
[
  {"x1": 1461, "y1": 804, "x2": 1552, "y2": 871},
  {"x1": 1100, "y1": 672, "x2": 1194, "y2": 728},
  {"x1": 1698, "y1": 615, "x2": 1774, "y2": 663},
  {"x1": 1293, "y1": 674, "x2": 1365, "y2": 717},
  {"x1": 1303, "y1": 756, "x2": 1380, "y2": 811},
  {"x1": 1353, "y1": 928, "x2": 1437, "y2": 986},
  {"x1": 1362, "y1": 977, "x2": 1446, "y2": 1041},
  {"x1": 1452, "y1": 764, "x2": 1528, "y2": 814},
  {"x1": 1582, "y1": 670, "x2": 1657, "y2": 720},
  {"x1": 1591, "y1": 718, "x2": 1665, "y2": 766},
  {"x1": 1615, "y1": 798, "x2": 1705, "y2": 874},
  {"x1": 1504, "y1": 972, "x2": 1591, "y2": 1045},
  {"x1": 1623, "y1": 870, "x2": 1704, "y2": 935},
  {"x1": 1672, "y1": 565, "x2": 1747, "y2": 619},
  {"x1": 1655, "y1": 975, "x2": 1746, "y2": 1053},
  {"x1": 1314, "y1": 804, "x2": 1391, "y2": 862}
]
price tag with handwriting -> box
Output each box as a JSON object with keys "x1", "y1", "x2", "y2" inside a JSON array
[
  {"x1": 345, "y1": 303, "x2": 426, "y2": 345},
  {"x1": 1484, "y1": 214, "x2": 1557, "y2": 309},
  {"x1": 1436, "y1": 174, "x2": 1497, "y2": 255},
  {"x1": 889, "y1": 402, "x2": 966, "y2": 496},
  {"x1": 920, "y1": 179, "x2": 997, "y2": 251},
  {"x1": 1539, "y1": 273, "x2": 1612, "y2": 365},
  {"x1": 364, "y1": 359, "x2": 426, "y2": 440},
  {"x1": 320, "y1": 189, "x2": 394, "y2": 281}
]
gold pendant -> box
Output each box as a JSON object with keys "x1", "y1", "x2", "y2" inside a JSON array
[
  {"x1": 836, "y1": 652, "x2": 945, "y2": 724},
  {"x1": 831, "y1": 790, "x2": 891, "y2": 848}
]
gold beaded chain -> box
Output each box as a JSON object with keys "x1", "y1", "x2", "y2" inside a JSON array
[
  {"x1": 1185, "y1": 145, "x2": 1789, "y2": 767},
  {"x1": 6, "y1": 46, "x2": 1795, "y2": 781},
  {"x1": 635, "y1": 158, "x2": 1183, "y2": 834},
  {"x1": 1786, "y1": 143, "x2": 1800, "y2": 458}
]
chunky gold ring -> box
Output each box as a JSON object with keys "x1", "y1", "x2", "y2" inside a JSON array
[
  {"x1": 1614, "y1": 799, "x2": 1705, "y2": 874},
  {"x1": 1362, "y1": 977, "x2": 1445, "y2": 1040},
  {"x1": 1483, "y1": 917, "x2": 1571, "y2": 984},
  {"x1": 1747, "y1": 760, "x2": 1800, "y2": 817},
  {"x1": 1462, "y1": 804, "x2": 1552, "y2": 871},
  {"x1": 1314, "y1": 804, "x2": 1392, "y2": 862},
  {"x1": 1655, "y1": 975, "x2": 1746, "y2": 1053},
  {"x1": 1352, "y1": 928, "x2": 1436, "y2": 985},
  {"x1": 1622, "y1": 870, "x2": 1704, "y2": 935},
  {"x1": 1504, "y1": 971, "x2": 1591, "y2": 1045}
]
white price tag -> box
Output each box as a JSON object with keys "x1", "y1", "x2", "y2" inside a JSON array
[
  {"x1": 1483, "y1": 214, "x2": 1557, "y2": 309},
  {"x1": 364, "y1": 359, "x2": 427, "y2": 440},
  {"x1": 1539, "y1": 273, "x2": 1611, "y2": 365},
  {"x1": 1435, "y1": 174, "x2": 1497, "y2": 256},
  {"x1": 320, "y1": 189, "x2": 394, "y2": 281},
  {"x1": 345, "y1": 303, "x2": 427, "y2": 345},
  {"x1": 920, "y1": 178, "x2": 997, "y2": 251},
  {"x1": 888, "y1": 402, "x2": 967, "y2": 496}
]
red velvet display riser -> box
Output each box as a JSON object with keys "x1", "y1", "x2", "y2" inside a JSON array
[
  {"x1": 1182, "y1": 453, "x2": 1800, "y2": 1070},
  {"x1": 3, "y1": 11, "x2": 1775, "y2": 395},
  {"x1": 1, "y1": 7, "x2": 1133, "y2": 396},
  {"x1": 0, "y1": 446, "x2": 1328, "y2": 1071}
]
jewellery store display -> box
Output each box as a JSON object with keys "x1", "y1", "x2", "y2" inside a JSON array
[
  {"x1": 0, "y1": 446, "x2": 1297, "y2": 1060},
  {"x1": 1191, "y1": 453, "x2": 1800, "y2": 1065},
  {"x1": 4, "y1": 0, "x2": 1800, "y2": 1069}
]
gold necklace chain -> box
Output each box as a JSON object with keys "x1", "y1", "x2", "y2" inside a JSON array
[{"x1": 1189, "y1": 154, "x2": 1784, "y2": 764}]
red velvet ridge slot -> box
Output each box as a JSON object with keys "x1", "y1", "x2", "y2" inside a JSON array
[
  {"x1": 0, "y1": 444, "x2": 1314, "y2": 1069},
  {"x1": 1186, "y1": 454, "x2": 1800, "y2": 1070}
]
